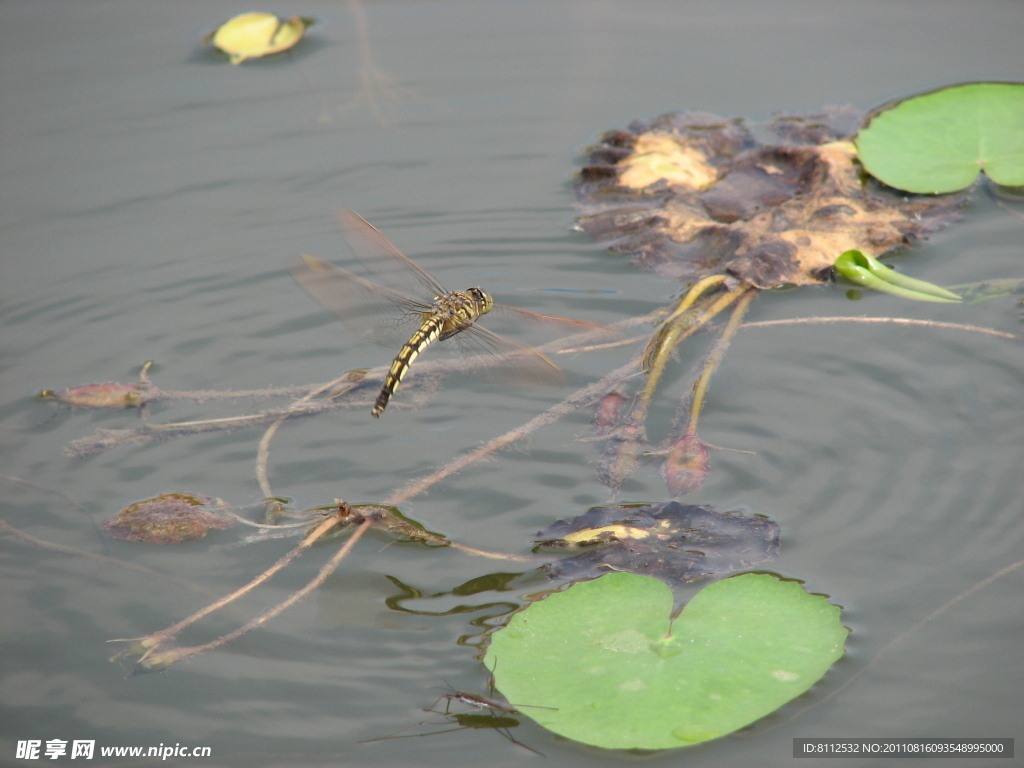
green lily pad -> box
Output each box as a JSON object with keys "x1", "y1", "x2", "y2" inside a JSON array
[
  {"x1": 485, "y1": 572, "x2": 847, "y2": 750},
  {"x1": 856, "y1": 82, "x2": 1024, "y2": 193}
]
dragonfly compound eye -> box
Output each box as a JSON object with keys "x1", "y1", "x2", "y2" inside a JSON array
[{"x1": 467, "y1": 287, "x2": 495, "y2": 314}]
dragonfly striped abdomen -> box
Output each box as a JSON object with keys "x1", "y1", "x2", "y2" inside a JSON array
[
  {"x1": 374, "y1": 287, "x2": 494, "y2": 417},
  {"x1": 292, "y1": 210, "x2": 603, "y2": 417}
]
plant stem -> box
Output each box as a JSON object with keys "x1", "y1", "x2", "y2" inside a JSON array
[{"x1": 686, "y1": 286, "x2": 758, "y2": 435}]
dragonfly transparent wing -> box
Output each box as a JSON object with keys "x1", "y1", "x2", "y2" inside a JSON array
[
  {"x1": 448, "y1": 302, "x2": 610, "y2": 383},
  {"x1": 336, "y1": 208, "x2": 449, "y2": 301},
  {"x1": 487, "y1": 302, "x2": 606, "y2": 342},
  {"x1": 290, "y1": 254, "x2": 433, "y2": 347},
  {"x1": 446, "y1": 322, "x2": 567, "y2": 384},
  {"x1": 294, "y1": 209, "x2": 610, "y2": 378}
]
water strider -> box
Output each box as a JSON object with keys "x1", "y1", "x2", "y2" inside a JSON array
[
  {"x1": 292, "y1": 209, "x2": 603, "y2": 416},
  {"x1": 359, "y1": 686, "x2": 554, "y2": 754}
]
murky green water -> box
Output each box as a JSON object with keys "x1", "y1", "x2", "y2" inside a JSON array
[{"x1": 2, "y1": 2, "x2": 1021, "y2": 767}]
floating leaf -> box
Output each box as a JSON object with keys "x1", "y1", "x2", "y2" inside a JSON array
[
  {"x1": 856, "y1": 82, "x2": 1024, "y2": 194},
  {"x1": 103, "y1": 492, "x2": 233, "y2": 544},
  {"x1": 38, "y1": 381, "x2": 156, "y2": 408},
  {"x1": 485, "y1": 572, "x2": 847, "y2": 750},
  {"x1": 39, "y1": 361, "x2": 159, "y2": 408},
  {"x1": 534, "y1": 502, "x2": 779, "y2": 584},
  {"x1": 207, "y1": 12, "x2": 315, "y2": 65},
  {"x1": 358, "y1": 504, "x2": 450, "y2": 547},
  {"x1": 834, "y1": 250, "x2": 962, "y2": 303},
  {"x1": 575, "y1": 110, "x2": 966, "y2": 288}
]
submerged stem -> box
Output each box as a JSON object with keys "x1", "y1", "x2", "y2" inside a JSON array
[
  {"x1": 256, "y1": 372, "x2": 365, "y2": 498},
  {"x1": 635, "y1": 284, "x2": 746, "y2": 425},
  {"x1": 686, "y1": 286, "x2": 758, "y2": 436},
  {"x1": 741, "y1": 315, "x2": 1018, "y2": 340},
  {"x1": 110, "y1": 509, "x2": 347, "y2": 671},
  {"x1": 665, "y1": 274, "x2": 729, "y2": 323},
  {"x1": 139, "y1": 517, "x2": 372, "y2": 672},
  {"x1": 387, "y1": 356, "x2": 644, "y2": 507},
  {"x1": 0, "y1": 517, "x2": 212, "y2": 597}
]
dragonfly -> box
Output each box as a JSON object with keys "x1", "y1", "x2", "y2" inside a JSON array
[{"x1": 292, "y1": 209, "x2": 603, "y2": 417}]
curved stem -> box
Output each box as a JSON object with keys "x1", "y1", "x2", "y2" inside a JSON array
[
  {"x1": 634, "y1": 284, "x2": 745, "y2": 425},
  {"x1": 387, "y1": 355, "x2": 644, "y2": 506},
  {"x1": 139, "y1": 518, "x2": 373, "y2": 672},
  {"x1": 686, "y1": 286, "x2": 758, "y2": 435},
  {"x1": 664, "y1": 274, "x2": 729, "y2": 323},
  {"x1": 1, "y1": 517, "x2": 212, "y2": 598},
  {"x1": 109, "y1": 509, "x2": 346, "y2": 668},
  {"x1": 256, "y1": 372, "x2": 365, "y2": 497}
]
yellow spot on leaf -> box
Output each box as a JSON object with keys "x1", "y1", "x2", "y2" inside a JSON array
[
  {"x1": 595, "y1": 628, "x2": 649, "y2": 654},
  {"x1": 619, "y1": 133, "x2": 719, "y2": 190},
  {"x1": 563, "y1": 524, "x2": 651, "y2": 543},
  {"x1": 672, "y1": 722, "x2": 722, "y2": 743}
]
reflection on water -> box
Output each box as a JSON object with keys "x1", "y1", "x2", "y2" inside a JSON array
[{"x1": 2, "y1": 0, "x2": 1022, "y2": 766}]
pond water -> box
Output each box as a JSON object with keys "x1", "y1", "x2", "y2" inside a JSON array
[{"x1": 1, "y1": 1, "x2": 1021, "y2": 767}]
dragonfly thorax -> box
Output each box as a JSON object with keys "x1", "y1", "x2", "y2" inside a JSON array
[{"x1": 433, "y1": 288, "x2": 494, "y2": 341}]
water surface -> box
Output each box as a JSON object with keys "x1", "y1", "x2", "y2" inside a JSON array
[{"x1": 1, "y1": 2, "x2": 1021, "y2": 767}]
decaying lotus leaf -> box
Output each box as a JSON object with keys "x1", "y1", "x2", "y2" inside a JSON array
[
  {"x1": 574, "y1": 109, "x2": 968, "y2": 288},
  {"x1": 534, "y1": 501, "x2": 779, "y2": 585},
  {"x1": 103, "y1": 492, "x2": 234, "y2": 544},
  {"x1": 39, "y1": 361, "x2": 160, "y2": 409},
  {"x1": 207, "y1": 12, "x2": 315, "y2": 65},
  {"x1": 351, "y1": 504, "x2": 450, "y2": 547},
  {"x1": 38, "y1": 381, "x2": 157, "y2": 409}
]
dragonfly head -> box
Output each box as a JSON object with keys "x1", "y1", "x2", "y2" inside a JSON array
[{"x1": 467, "y1": 287, "x2": 495, "y2": 315}]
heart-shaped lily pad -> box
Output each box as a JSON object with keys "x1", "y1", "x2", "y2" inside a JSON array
[
  {"x1": 856, "y1": 81, "x2": 1024, "y2": 193},
  {"x1": 485, "y1": 572, "x2": 847, "y2": 750}
]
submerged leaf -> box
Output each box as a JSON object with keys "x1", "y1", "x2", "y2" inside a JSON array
[
  {"x1": 485, "y1": 572, "x2": 848, "y2": 750},
  {"x1": 590, "y1": 391, "x2": 645, "y2": 494},
  {"x1": 575, "y1": 109, "x2": 967, "y2": 288},
  {"x1": 103, "y1": 492, "x2": 233, "y2": 544},
  {"x1": 534, "y1": 501, "x2": 779, "y2": 584},
  {"x1": 595, "y1": 422, "x2": 645, "y2": 496},
  {"x1": 593, "y1": 390, "x2": 628, "y2": 436},
  {"x1": 660, "y1": 434, "x2": 710, "y2": 496}
]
